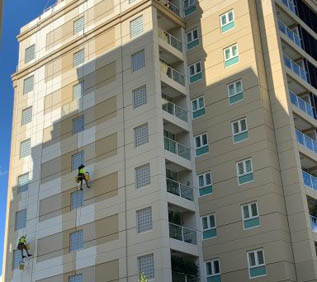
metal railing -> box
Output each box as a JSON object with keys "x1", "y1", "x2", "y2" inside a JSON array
[
  {"x1": 290, "y1": 91, "x2": 315, "y2": 119},
  {"x1": 310, "y1": 215, "x2": 317, "y2": 232},
  {"x1": 280, "y1": 0, "x2": 297, "y2": 15},
  {"x1": 160, "y1": 0, "x2": 181, "y2": 16},
  {"x1": 283, "y1": 54, "x2": 309, "y2": 82},
  {"x1": 278, "y1": 19, "x2": 302, "y2": 48},
  {"x1": 162, "y1": 99, "x2": 188, "y2": 122},
  {"x1": 172, "y1": 272, "x2": 200, "y2": 282},
  {"x1": 159, "y1": 29, "x2": 183, "y2": 52},
  {"x1": 296, "y1": 129, "x2": 317, "y2": 153},
  {"x1": 164, "y1": 137, "x2": 191, "y2": 160},
  {"x1": 169, "y1": 223, "x2": 197, "y2": 244},
  {"x1": 166, "y1": 178, "x2": 194, "y2": 201},
  {"x1": 302, "y1": 170, "x2": 317, "y2": 191},
  {"x1": 160, "y1": 61, "x2": 185, "y2": 86}
]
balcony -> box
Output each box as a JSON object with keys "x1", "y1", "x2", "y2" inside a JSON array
[
  {"x1": 296, "y1": 129, "x2": 317, "y2": 154},
  {"x1": 171, "y1": 253, "x2": 200, "y2": 282},
  {"x1": 172, "y1": 272, "x2": 200, "y2": 282},
  {"x1": 290, "y1": 91, "x2": 315, "y2": 119},
  {"x1": 283, "y1": 54, "x2": 309, "y2": 83},
  {"x1": 159, "y1": 29, "x2": 182, "y2": 52},
  {"x1": 162, "y1": 99, "x2": 188, "y2": 122},
  {"x1": 166, "y1": 178, "x2": 194, "y2": 201},
  {"x1": 160, "y1": 61, "x2": 185, "y2": 86},
  {"x1": 280, "y1": 0, "x2": 297, "y2": 15},
  {"x1": 164, "y1": 137, "x2": 191, "y2": 160},
  {"x1": 278, "y1": 19, "x2": 302, "y2": 48},
  {"x1": 169, "y1": 223, "x2": 197, "y2": 244},
  {"x1": 302, "y1": 170, "x2": 317, "y2": 191},
  {"x1": 310, "y1": 216, "x2": 317, "y2": 232}
]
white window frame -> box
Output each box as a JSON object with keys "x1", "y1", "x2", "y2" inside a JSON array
[
  {"x1": 247, "y1": 249, "x2": 266, "y2": 278},
  {"x1": 241, "y1": 202, "x2": 259, "y2": 229},
  {"x1": 228, "y1": 80, "x2": 243, "y2": 104},
  {"x1": 21, "y1": 106, "x2": 32, "y2": 125},
  {"x1": 220, "y1": 10, "x2": 235, "y2": 29},
  {"x1": 136, "y1": 207, "x2": 152, "y2": 233},
  {"x1": 25, "y1": 44, "x2": 35, "y2": 64},
  {"x1": 186, "y1": 28, "x2": 199, "y2": 46},
  {"x1": 198, "y1": 172, "x2": 212, "y2": 192},
  {"x1": 195, "y1": 133, "x2": 208, "y2": 150},
  {"x1": 224, "y1": 44, "x2": 239, "y2": 61},
  {"x1": 73, "y1": 17, "x2": 84, "y2": 35},
  {"x1": 134, "y1": 123, "x2": 149, "y2": 147},
  {"x1": 192, "y1": 96, "x2": 205, "y2": 116},
  {"x1": 133, "y1": 85, "x2": 147, "y2": 109},
  {"x1": 205, "y1": 259, "x2": 221, "y2": 278},
  {"x1": 138, "y1": 254, "x2": 155, "y2": 279},
  {"x1": 236, "y1": 158, "x2": 253, "y2": 185},
  {"x1": 135, "y1": 163, "x2": 151, "y2": 189},
  {"x1": 189, "y1": 61, "x2": 202, "y2": 78},
  {"x1": 231, "y1": 117, "x2": 248, "y2": 143},
  {"x1": 201, "y1": 214, "x2": 216, "y2": 233},
  {"x1": 73, "y1": 49, "x2": 85, "y2": 67}
]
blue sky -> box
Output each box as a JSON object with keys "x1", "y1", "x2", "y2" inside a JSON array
[{"x1": 0, "y1": 0, "x2": 57, "y2": 276}]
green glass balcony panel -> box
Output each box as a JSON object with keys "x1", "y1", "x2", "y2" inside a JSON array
[
  {"x1": 229, "y1": 92, "x2": 243, "y2": 104},
  {"x1": 196, "y1": 145, "x2": 209, "y2": 156},
  {"x1": 225, "y1": 56, "x2": 239, "y2": 68},
  {"x1": 190, "y1": 72, "x2": 202, "y2": 83},
  {"x1": 193, "y1": 108, "x2": 205, "y2": 119},
  {"x1": 184, "y1": 5, "x2": 196, "y2": 16},
  {"x1": 250, "y1": 266, "x2": 267, "y2": 278},
  {"x1": 203, "y1": 228, "x2": 216, "y2": 239},
  {"x1": 221, "y1": 21, "x2": 235, "y2": 33},
  {"x1": 199, "y1": 185, "x2": 212, "y2": 196},
  {"x1": 187, "y1": 38, "x2": 199, "y2": 50},
  {"x1": 234, "y1": 131, "x2": 248, "y2": 143},
  {"x1": 239, "y1": 173, "x2": 253, "y2": 184},
  {"x1": 207, "y1": 275, "x2": 221, "y2": 282},
  {"x1": 164, "y1": 138, "x2": 176, "y2": 153},
  {"x1": 244, "y1": 217, "x2": 260, "y2": 229}
]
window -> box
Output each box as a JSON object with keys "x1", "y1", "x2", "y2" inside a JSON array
[
  {"x1": 236, "y1": 158, "x2": 254, "y2": 185},
  {"x1": 23, "y1": 75, "x2": 34, "y2": 94},
  {"x1": 242, "y1": 202, "x2": 260, "y2": 229},
  {"x1": 220, "y1": 10, "x2": 235, "y2": 33},
  {"x1": 13, "y1": 250, "x2": 22, "y2": 270},
  {"x1": 71, "y1": 190, "x2": 84, "y2": 210},
  {"x1": 137, "y1": 207, "x2": 152, "y2": 233},
  {"x1": 136, "y1": 163, "x2": 150, "y2": 188},
  {"x1": 18, "y1": 173, "x2": 29, "y2": 193},
  {"x1": 201, "y1": 214, "x2": 216, "y2": 239},
  {"x1": 73, "y1": 49, "x2": 85, "y2": 67},
  {"x1": 70, "y1": 230, "x2": 84, "y2": 251},
  {"x1": 188, "y1": 61, "x2": 202, "y2": 83},
  {"x1": 131, "y1": 50, "x2": 145, "y2": 72},
  {"x1": 224, "y1": 44, "x2": 239, "y2": 67},
  {"x1": 228, "y1": 80, "x2": 243, "y2": 104},
  {"x1": 133, "y1": 85, "x2": 147, "y2": 109},
  {"x1": 73, "y1": 82, "x2": 83, "y2": 99},
  {"x1": 22, "y1": 107, "x2": 32, "y2": 125},
  {"x1": 20, "y1": 139, "x2": 31, "y2": 158},
  {"x1": 134, "y1": 124, "x2": 149, "y2": 147},
  {"x1": 232, "y1": 118, "x2": 248, "y2": 143},
  {"x1": 206, "y1": 259, "x2": 221, "y2": 279},
  {"x1": 74, "y1": 17, "x2": 84, "y2": 34},
  {"x1": 187, "y1": 28, "x2": 199, "y2": 50},
  {"x1": 72, "y1": 151, "x2": 84, "y2": 171},
  {"x1": 72, "y1": 115, "x2": 84, "y2": 134},
  {"x1": 130, "y1": 16, "x2": 144, "y2": 38},
  {"x1": 25, "y1": 45, "x2": 35, "y2": 63},
  {"x1": 69, "y1": 274, "x2": 83, "y2": 282},
  {"x1": 15, "y1": 209, "x2": 27, "y2": 230},
  {"x1": 195, "y1": 133, "x2": 209, "y2": 156},
  {"x1": 183, "y1": 0, "x2": 196, "y2": 16},
  {"x1": 138, "y1": 254, "x2": 154, "y2": 279},
  {"x1": 198, "y1": 172, "x2": 212, "y2": 196},
  {"x1": 247, "y1": 249, "x2": 267, "y2": 278},
  {"x1": 192, "y1": 96, "x2": 205, "y2": 119}
]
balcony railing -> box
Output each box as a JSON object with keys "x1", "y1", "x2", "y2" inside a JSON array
[
  {"x1": 166, "y1": 178, "x2": 194, "y2": 201},
  {"x1": 164, "y1": 137, "x2": 191, "y2": 160},
  {"x1": 280, "y1": 0, "x2": 297, "y2": 15},
  {"x1": 310, "y1": 215, "x2": 317, "y2": 232},
  {"x1": 283, "y1": 55, "x2": 309, "y2": 83},
  {"x1": 278, "y1": 19, "x2": 302, "y2": 48},
  {"x1": 302, "y1": 170, "x2": 317, "y2": 191},
  {"x1": 160, "y1": 61, "x2": 185, "y2": 86},
  {"x1": 290, "y1": 91, "x2": 315, "y2": 119},
  {"x1": 159, "y1": 29, "x2": 183, "y2": 52},
  {"x1": 172, "y1": 272, "x2": 200, "y2": 282},
  {"x1": 296, "y1": 129, "x2": 317, "y2": 153},
  {"x1": 160, "y1": 0, "x2": 181, "y2": 16},
  {"x1": 169, "y1": 223, "x2": 197, "y2": 244},
  {"x1": 162, "y1": 99, "x2": 188, "y2": 122}
]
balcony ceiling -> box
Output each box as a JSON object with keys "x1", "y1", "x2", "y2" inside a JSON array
[
  {"x1": 159, "y1": 46, "x2": 182, "y2": 65},
  {"x1": 293, "y1": 113, "x2": 314, "y2": 131}
]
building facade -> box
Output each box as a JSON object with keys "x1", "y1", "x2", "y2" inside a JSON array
[{"x1": 2, "y1": 0, "x2": 317, "y2": 281}]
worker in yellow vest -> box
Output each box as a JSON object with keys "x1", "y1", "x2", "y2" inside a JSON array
[
  {"x1": 17, "y1": 236, "x2": 32, "y2": 259},
  {"x1": 77, "y1": 164, "x2": 90, "y2": 190}
]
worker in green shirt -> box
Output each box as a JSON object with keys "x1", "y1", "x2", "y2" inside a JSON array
[
  {"x1": 17, "y1": 236, "x2": 32, "y2": 259},
  {"x1": 77, "y1": 164, "x2": 90, "y2": 190}
]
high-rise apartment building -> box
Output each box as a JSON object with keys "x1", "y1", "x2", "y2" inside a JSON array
[{"x1": 2, "y1": 0, "x2": 316, "y2": 281}]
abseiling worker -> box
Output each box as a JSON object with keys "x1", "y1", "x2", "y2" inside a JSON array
[
  {"x1": 17, "y1": 235, "x2": 32, "y2": 259},
  {"x1": 77, "y1": 164, "x2": 90, "y2": 190}
]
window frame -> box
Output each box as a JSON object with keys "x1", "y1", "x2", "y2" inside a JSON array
[
  {"x1": 73, "y1": 17, "x2": 84, "y2": 35},
  {"x1": 68, "y1": 274, "x2": 83, "y2": 282},
  {"x1": 130, "y1": 16, "x2": 144, "y2": 39},
  {"x1": 133, "y1": 85, "x2": 147, "y2": 109},
  {"x1": 71, "y1": 190, "x2": 84, "y2": 210},
  {"x1": 228, "y1": 79, "x2": 243, "y2": 104},
  {"x1": 220, "y1": 10, "x2": 235, "y2": 30},
  {"x1": 236, "y1": 158, "x2": 253, "y2": 185},
  {"x1": 20, "y1": 139, "x2": 31, "y2": 159},
  {"x1": 201, "y1": 214, "x2": 216, "y2": 232},
  {"x1": 136, "y1": 206, "x2": 153, "y2": 233},
  {"x1": 25, "y1": 44, "x2": 35, "y2": 64},
  {"x1": 73, "y1": 49, "x2": 85, "y2": 67},
  {"x1": 23, "y1": 75, "x2": 34, "y2": 95},
  {"x1": 231, "y1": 117, "x2": 248, "y2": 143},
  {"x1": 71, "y1": 151, "x2": 84, "y2": 171},
  {"x1": 186, "y1": 28, "x2": 199, "y2": 48},
  {"x1": 195, "y1": 133, "x2": 209, "y2": 156},
  {"x1": 241, "y1": 202, "x2": 260, "y2": 230},
  {"x1": 198, "y1": 171, "x2": 212, "y2": 196},
  {"x1": 135, "y1": 163, "x2": 151, "y2": 189},
  {"x1": 205, "y1": 258, "x2": 221, "y2": 277},
  {"x1": 224, "y1": 44, "x2": 239, "y2": 61},
  {"x1": 247, "y1": 249, "x2": 266, "y2": 278},
  {"x1": 73, "y1": 81, "x2": 84, "y2": 100},
  {"x1": 131, "y1": 49, "x2": 145, "y2": 72},
  {"x1": 134, "y1": 123, "x2": 149, "y2": 147},
  {"x1": 18, "y1": 173, "x2": 29, "y2": 193},
  {"x1": 138, "y1": 254, "x2": 155, "y2": 279},
  {"x1": 69, "y1": 230, "x2": 84, "y2": 252},
  {"x1": 183, "y1": 0, "x2": 195, "y2": 9},
  {"x1": 192, "y1": 96, "x2": 205, "y2": 117},
  {"x1": 188, "y1": 61, "x2": 202, "y2": 78},
  {"x1": 21, "y1": 106, "x2": 33, "y2": 125},
  {"x1": 72, "y1": 115, "x2": 85, "y2": 135},
  {"x1": 15, "y1": 209, "x2": 27, "y2": 231}
]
